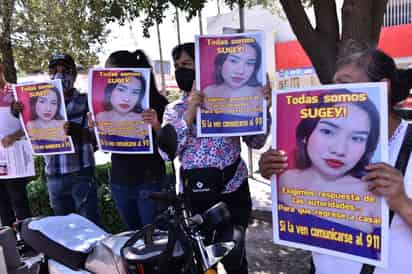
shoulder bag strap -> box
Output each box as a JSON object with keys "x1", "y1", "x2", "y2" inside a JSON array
[{"x1": 360, "y1": 124, "x2": 412, "y2": 274}]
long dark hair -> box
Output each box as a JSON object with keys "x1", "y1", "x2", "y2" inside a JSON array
[
  {"x1": 103, "y1": 73, "x2": 146, "y2": 113},
  {"x1": 214, "y1": 37, "x2": 262, "y2": 87},
  {"x1": 105, "y1": 50, "x2": 169, "y2": 120},
  {"x1": 172, "y1": 43, "x2": 195, "y2": 62},
  {"x1": 295, "y1": 90, "x2": 380, "y2": 178},
  {"x1": 30, "y1": 87, "x2": 63, "y2": 121}
]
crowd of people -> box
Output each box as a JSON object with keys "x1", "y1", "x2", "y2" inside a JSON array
[{"x1": 1, "y1": 38, "x2": 412, "y2": 274}]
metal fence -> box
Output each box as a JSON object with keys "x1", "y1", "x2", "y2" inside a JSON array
[{"x1": 384, "y1": 0, "x2": 412, "y2": 26}]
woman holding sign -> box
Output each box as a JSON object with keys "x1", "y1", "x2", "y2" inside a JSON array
[
  {"x1": 163, "y1": 42, "x2": 271, "y2": 274},
  {"x1": 0, "y1": 63, "x2": 32, "y2": 228},
  {"x1": 259, "y1": 47, "x2": 412, "y2": 274},
  {"x1": 102, "y1": 50, "x2": 169, "y2": 230}
]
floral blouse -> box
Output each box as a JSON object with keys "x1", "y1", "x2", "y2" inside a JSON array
[{"x1": 162, "y1": 92, "x2": 271, "y2": 193}]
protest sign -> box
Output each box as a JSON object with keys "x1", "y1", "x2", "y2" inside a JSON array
[
  {"x1": 89, "y1": 68, "x2": 153, "y2": 154},
  {"x1": 13, "y1": 80, "x2": 74, "y2": 155},
  {"x1": 195, "y1": 32, "x2": 267, "y2": 137},
  {"x1": 272, "y1": 82, "x2": 389, "y2": 267}
]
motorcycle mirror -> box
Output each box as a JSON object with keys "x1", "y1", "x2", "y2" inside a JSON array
[{"x1": 158, "y1": 124, "x2": 178, "y2": 160}]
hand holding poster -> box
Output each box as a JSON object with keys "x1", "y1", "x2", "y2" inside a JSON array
[
  {"x1": 89, "y1": 68, "x2": 153, "y2": 154},
  {"x1": 13, "y1": 80, "x2": 74, "y2": 155},
  {"x1": 272, "y1": 83, "x2": 389, "y2": 267},
  {"x1": 195, "y1": 32, "x2": 267, "y2": 137}
]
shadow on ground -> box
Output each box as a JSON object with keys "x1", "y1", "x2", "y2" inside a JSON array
[{"x1": 218, "y1": 219, "x2": 312, "y2": 274}]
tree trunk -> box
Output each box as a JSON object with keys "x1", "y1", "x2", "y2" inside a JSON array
[
  {"x1": 280, "y1": 0, "x2": 388, "y2": 84},
  {"x1": 239, "y1": 0, "x2": 245, "y2": 32},
  {"x1": 341, "y1": 0, "x2": 388, "y2": 46},
  {"x1": 0, "y1": 0, "x2": 17, "y2": 83},
  {"x1": 199, "y1": 9, "x2": 204, "y2": 35},
  {"x1": 175, "y1": 6, "x2": 181, "y2": 44},
  {"x1": 156, "y1": 21, "x2": 166, "y2": 95}
]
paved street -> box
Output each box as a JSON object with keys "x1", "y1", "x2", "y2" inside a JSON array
[{"x1": 217, "y1": 218, "x2": 311, "y2": 274}]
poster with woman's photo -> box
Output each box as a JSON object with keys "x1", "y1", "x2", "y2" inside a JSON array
[
  {"x1": 272, "y1": 82, "x2": 389, "y2": 267},
  {"x1": 195, "y1": 31, "x2": 267, "y2": 137},
  {"x1": 13, "y1": 80, "x2": 74, "y2": 155},
  {"x1": 0, "y1": 83, "x2": 35, "y2": 178},
  {"x1": 88, "y1": 68, "x2": 153, "y2": 154}
]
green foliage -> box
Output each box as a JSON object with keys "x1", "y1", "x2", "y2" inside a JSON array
[
  {"x1": 26, "y1": 178, "x2": 54, "y2": 217},
  {"x1": 224, "y1": 0, "x2": 312, "y2": 16},
  {"x1": 33, "y1": 156, "x2": 45, "y2": 181},
  {"x1": 94, "y1": 163, "x2": 125, "y2": 233},
  {"x1": 27, "y1": 162, "x2": 125, "y2": 233},
  {"x1": 12, "y1": 0, "x2": 110, "y2": 73},
  {"x1": 103, "y1": 0, "x2": 207, "y2": 38}
]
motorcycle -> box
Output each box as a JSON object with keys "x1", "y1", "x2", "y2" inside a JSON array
[
  {"x1": 0, "y1": 224, "x2": 44, "y2": 274},
  {"x1": 3, "y1": 124, "x2": 238, "y2": 274},
  {"x1": 122, "y1": 124, "x2": 238, "y2": 274}
]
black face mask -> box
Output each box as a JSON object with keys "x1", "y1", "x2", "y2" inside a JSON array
[{"x1": 175, "y1": 67, "x2": 195, "y2": 92}]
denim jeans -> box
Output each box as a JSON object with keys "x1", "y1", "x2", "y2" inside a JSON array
[
  {"x1": 109, "y1": 180, "x2": 162, "y2": 230},
  {"x1": 47, "y1": 167, "x2": 99, "y2": 224}
]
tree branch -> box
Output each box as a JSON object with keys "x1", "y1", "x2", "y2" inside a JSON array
[
  {"x1": 279, "y1": 0, "x2": 315, "y2": 43},
  {"x1": 280, "y1": 0, "x2": 339, "y2": 83},
  {"x1": 342, "y1": 0, "x2": 372, "y2": 43},
  {"x1": 342, "y1": 0, "x2": 387, "y2": 47},
  {"x1": 313, "y1": 0, "x2": 339, "y2": 40}
]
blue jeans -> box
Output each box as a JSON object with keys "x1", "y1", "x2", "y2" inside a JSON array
[
  {"x1": 47, "y1": 167, "x2": 99, "y2": 224},
  {"x1": 110, "y1": 180, "x2": 162, "y2": 230}
]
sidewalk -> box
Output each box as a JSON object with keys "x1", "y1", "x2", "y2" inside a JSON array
[
  {"x1": 240, "y1": 140, "x2": 274, "y2": 223},
  {"x1": 249, "y1": 172, "x2": 273, "y2": 222}
]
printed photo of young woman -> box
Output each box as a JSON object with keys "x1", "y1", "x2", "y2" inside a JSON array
[
  {"x1": 89, "y1": 68, "x2": 153, "y2": 154},
  {"x1": 13, "y1": 80, "x2": 74, "y2": 155},
  {"x1": 196, "y1": 32, "x2": 268, "y2": 137},
  {"x1": 272, "y1": 83, "x2": 389, "y2": 266}
]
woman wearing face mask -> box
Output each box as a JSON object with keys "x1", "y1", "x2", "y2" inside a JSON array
[
  {"x1": 26, "y1": 87, "x2": 67, "y2": 142},
  {"x1": 259, "y1": 45, "x2": 412, "y2": 274},
  {"x1": 102, "y1": 50, "x2": 169, "y2": 230},
  {"x1": 162, "y1": 42, "x2": 271, "y2": 274}
]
